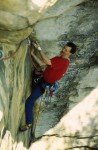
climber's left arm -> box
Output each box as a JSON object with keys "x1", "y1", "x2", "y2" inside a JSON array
[
  {"x1": 31, "y1": 47, "x2": 46, "y2": 70},
  {"x1": 32, "y1": 42, "x2": 52, "y2": 66}
]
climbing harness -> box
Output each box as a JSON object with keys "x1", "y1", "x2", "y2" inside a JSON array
[{"x1": 32, "y1": 69, "x2": 43, "y2": 84}]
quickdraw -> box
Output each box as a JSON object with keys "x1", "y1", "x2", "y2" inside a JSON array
[
  {"x1": 43, "y1": 86, "x2": 52, "y2": 104},
  {"x1": 41, "y1": 82, "x2": 60, "y2": 104}
]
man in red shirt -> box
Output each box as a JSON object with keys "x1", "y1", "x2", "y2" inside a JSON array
[{"x1": 20, "y1": 41, "x2": 77, "y2": 131}]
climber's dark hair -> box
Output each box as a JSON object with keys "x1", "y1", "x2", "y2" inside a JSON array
[{"x1": 66, "y1": 42, "x2": 77, "y2": 54}]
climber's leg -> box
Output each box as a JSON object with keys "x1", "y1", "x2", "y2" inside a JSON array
[
  {"x1": 19, "y1": 82, "x2": 45, "y2": 131},
  {"x1": 25, "y1": 83, "x2": 43, "y2": 125}
]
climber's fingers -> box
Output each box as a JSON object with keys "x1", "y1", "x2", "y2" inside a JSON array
[
  {"x1": 32, "y1": 42, "x2": 42, "y2": 51},
  {"x1": 32, "y1": 42, "x2": 38, "y2": 48}
]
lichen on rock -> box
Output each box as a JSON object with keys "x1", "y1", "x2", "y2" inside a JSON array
[{"x1": 0, "y1": 0, "x2": 98, "y2": 150}]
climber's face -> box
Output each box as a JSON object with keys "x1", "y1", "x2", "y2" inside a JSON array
[{"x1": 61, "y1": 45, "x2": 72, "y2": 57}]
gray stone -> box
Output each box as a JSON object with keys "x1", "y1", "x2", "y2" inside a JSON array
[{"x1": 0, "y1": 0, "x2": 98, "y2": 150}]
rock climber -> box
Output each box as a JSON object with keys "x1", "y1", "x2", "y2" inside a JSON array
[{"x1": 20, "y1": 40, "x2": 77, "y2": 131}]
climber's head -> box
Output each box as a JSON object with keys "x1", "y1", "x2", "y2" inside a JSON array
[{"x1": 61, "y1": 42, "x2": 77, "y2": 58}]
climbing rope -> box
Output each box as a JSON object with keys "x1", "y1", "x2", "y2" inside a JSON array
[{"x1": 0, "y1": 41, "x2": 23, "y2": 61}]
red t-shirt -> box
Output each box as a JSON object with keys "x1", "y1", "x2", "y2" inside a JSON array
[{"x1": 43, "y1": 56, "x2": 70, "y2": 83}]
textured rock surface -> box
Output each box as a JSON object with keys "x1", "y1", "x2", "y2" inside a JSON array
[
  {"x1": 30, "y1": 67, "x2": 98, "y2": 150},
  {"x1": 0, "y1": 0, "x2": 98, "y2": 150},
  {"x1": 0, "y1": 0, "x2": 58, "y2": 43},
  {"x1": 0, "y1": 40, "x2": 32, "y2": 149}
]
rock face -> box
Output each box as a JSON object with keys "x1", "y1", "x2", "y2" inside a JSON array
[
  {"x1": 0, "y1": 0, "x2": 98, "y2": 150},
  {"x1": 0, "y1": 0, "x2": 58, "y2": 43}
]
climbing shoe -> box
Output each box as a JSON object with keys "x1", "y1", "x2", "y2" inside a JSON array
[{"x1": 19, "y1": 124, "x2": 32, "y2": 132}]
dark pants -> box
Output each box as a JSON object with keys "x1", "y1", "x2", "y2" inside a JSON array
[{"x1": 25, "y1": 81, "x2": 48, "y2": 124}]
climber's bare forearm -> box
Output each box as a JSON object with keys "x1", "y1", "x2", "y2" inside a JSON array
[
  {"x1": 31, "y1": 51, "x2": 45, "y2": 67},
  {"x1": 39, "y1": 50, "x2": 52, "y2": 65},
  {"x1": 30, "y1": 40, "x2": 51, "y2": 65}
]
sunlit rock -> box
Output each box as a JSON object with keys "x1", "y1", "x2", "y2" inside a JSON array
[
  {"x1": 0, "y1": 0, "x2": 98, "y2": 150},
  {"x1": 0, "y1": 0, "x2": 58, "y2": 43}
]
